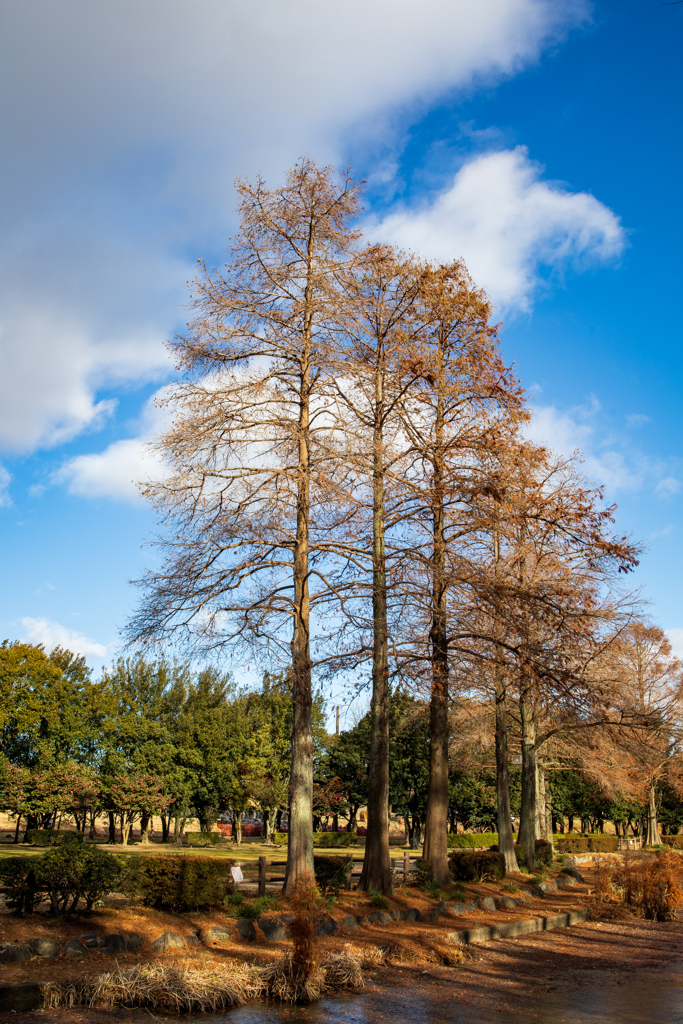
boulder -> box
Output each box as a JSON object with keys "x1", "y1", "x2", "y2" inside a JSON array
[
  {"x1": 514, "y1": 891, "x2": 533, "y2": 903},
  {"x1": 367, "y1": 911, "x2": 392, "y2": 924},
  {"x1": 65, "y1": 938, "x2": 89, "y2": 958},
  {"x1": 202, "y1": 926, "x2": 233, "y2": 944},
  {"x1": 558, "y1": 875, "x2": 577, "y2": 888},
  {"x1": 339, "y1": 914, "x2": 358, "y2": 930},
  {"x1": 421, "y1": 908, "x2": 440, "y2": 921},
  {"x1": 436, "y1": 901, "x2": 449, "y2": 916},
  {"x1": 150, "y1": 931, "x2": 185, "y2": 953},
  {"x1": 0, "y1": 944, "x2": 32, "y2": 963},
  {"x1": 313, "y1": 914, "x2": 339, "y2": 936},
  {"x1": 80, "y1": 932, "x2": 99, "y2": 948},
  {"x1": 185, "y1": 934, "x2": 199, "y2": 946},
  {"x1": 100, "y1": 934, "x2": 126, "y2": 954},
  {"x1": 477, "y1": 896, "x2": 498, "y2": 912},
  {"x1": 258, "y1": 918, "x2": 290, "y2": 942},
  {"x1": 500, "y1": 896, "x2": 518, "y2": 909},
  {"x1": 401, "y1": 907, "x2": 420, "y2": 921},
  {"x1": 125, "y1": 933, "x2": 144, "y2": 952},
  {"x1": 447, "y1": 902, "x2": 468, "y2": 916},
  {"x1": 562, "y1": 866, "x2": 586, "y2": 883},
  {"x1": 27, "y1": 937, "x2": 59, "y2": 958},
  {"x1": 235, "y1": 919, "x2": 256, "y2": 942},
  {"x1": 532, "y1": 881, "x2": 555, "y2": 897},
  {"x1": 389, "y1": 909, "x2": 401, "y2": 921}
]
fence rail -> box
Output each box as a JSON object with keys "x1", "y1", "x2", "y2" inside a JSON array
[{"x1": 238, "y1": 852, "x2": 421, "y2": 895}]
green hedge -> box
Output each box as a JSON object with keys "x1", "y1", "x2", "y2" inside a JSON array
[
  {"x1": 25, "y1": 829, "x2": 83, "y2": 847},
  {"x1": 272, "y1": 832, "x2": 288, "y2": 847},
  {"x1": 555, "y1": 834, "x2": 619, "y2": 854},
  {"x1": 447, "y1": 833, "x2": 500, "y2": 849},
  {"x1": 314, "y1": 854, "x2": 350, "y2": 894},
  {"x1": 0, "y1": 846, "x2": 119, "y2": 918},
  {"x1": 185, "y1": 831, "x2": 222, "y2": 847},
  {"x1": 312, "y1": 832, "x2": 356, "y2": 848},
  {"x1": 663, "y1": 835, "x2": 683, "y2": 849},
  {"x1": 122, "y1": 855, "x2": 235, "y2": 912},
  {"x1": 0, "y1": 856, "x2": 43, "y2": 914},
  {"x1": 448, "y1": 850, "x2": 505, "y2": 882}
]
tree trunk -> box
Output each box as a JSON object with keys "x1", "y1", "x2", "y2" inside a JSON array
[
  {"x1": 518, "y1": 699, "x2": 537, "y2": 870},
  {"x1": 358, "y1": 406, "x2": 392, "y2": 894},
  {"x1": 535, "y1": 762, "x2": 546, "y2": 841},
  {"x1": 160, "y1": 813, "x2": 169, "y2": 842},
  {"x1": 108, "y1": 812, "x2": 116, "y2": 845},
  {"x1": 120, "y1": 814, "x2": 131, "y2": 846},
  {"x1": 494, "y1": 671, "x2": 519, "y2": 872},
  {"x1": 140, "y1": 812, "x2": 150, "y2": 845},
  {"x1": 284, "y1": 267, "x2": 314, "y2": 895},
  {"x1": 645, "y1": 782, "x2": 662, "y2": 846},
  {"x1": 13, "y1": 815, "x2": 21, "y2": 844},
  {"x1": 423, "y1": 378, "x2": 450, "y2": 888}
]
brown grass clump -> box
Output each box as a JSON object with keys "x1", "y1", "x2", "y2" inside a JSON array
[
  {"x1": 617, "y1": 852, "x2": 683, "y2": 921},
  {"x1": 42, "y1": 961, "x2": 265, "y2": 1013}
]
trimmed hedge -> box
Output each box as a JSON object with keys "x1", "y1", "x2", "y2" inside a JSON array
[
  {"x1": 314, "y1": 854, "x2": 350, "y2": 894},
  {"x1": 272, "y1": 832, "x2": 288, "y2": 847},
  {"x1": 0, "y1": 846, "x2": 120, "y2": 918},
  {"x1": 554, "y1": 834, "x2": 619, "y2": 854},
  {"x1": 25, "y1": 829, "x2": 83, "y2": 847},
  {"x1": 447, "y1": 833, "x2": 500, "y2": 849},
  {"x1": 185, "y1": 831, "x2": 222, "y2": 847},
  {"x1": 312, "y1": 832, "x2": 356, "y2": 848},
  {"x1": 122, "y1": 854, "x2": 235, "y2": 912},
  {"x1": 0, "y1": 856, "x2": 43, "y2": 914},
  {"x1": 449, "y1": 850, "x2": 506, "y2": 882},
  {"x1": 663, "y1": 835, "x2": 683, "y2": 849}
]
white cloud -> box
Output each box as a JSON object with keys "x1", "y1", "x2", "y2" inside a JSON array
[
  {"x1": 0, "y1": 0, "x2": 588, "y2": 453},
  {"x1": 667, "y1": 629, "x2": 683, "y2": 661},
  {"x1": 655, "y1": 477, "x2": 682, "y2": 498},
  {"x1": 20, "y1": 616, "x2": 111, "y2": 659},
  {"x1": 53, "y1": 391, "x2": 170, "y2": 504},
  {"x1": 371, "y1": 147, "x2": 624, "y2": 310},
  {"x1": 0, "y1": 465, "x2": 11, "y2": 507}
]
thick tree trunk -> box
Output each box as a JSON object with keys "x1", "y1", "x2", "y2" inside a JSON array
[
  {"x1": 535, "y1": 762, "x2": 546, "y2": 841},
  {"x1": 518, "y1": 700, "x2": 537, "y2": 870},
  {"x1": 359, "y1": 411, "x2": 392, "y2": 894},
  {"x1": 494, "y1": 671, "x2": 519, "y2": 872},
  {"x1": 645, "y1": 782, "x2": 662, "y2": 846},
  {"x1": 13, "y1": 815, "x2": 21, "y2": 844},
  {"x1": 423, "y1": 384, "x2": 450, "y2": 888},
  {"x1": 108, "y1": 812, "x2": 116, "y2": 845},
  {"x1": 140, "y1": 812, "x2": 150, "y2": 845},
  {"x1": 284, "y1": 281, "x2": 314, "y2": 895}
]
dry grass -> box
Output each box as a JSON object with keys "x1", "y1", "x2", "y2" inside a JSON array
[{"x1": 41, "y1": 949, "x2": 367, "y2": 1011}]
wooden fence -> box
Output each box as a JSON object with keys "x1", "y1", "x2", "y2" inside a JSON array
[{"x1": 240, "y1": 852, "x2": 421, "y2": 895}]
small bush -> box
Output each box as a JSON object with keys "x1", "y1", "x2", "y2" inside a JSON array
[
  {"x1": 314, "y1": 855, "x2": 349, "y2": 896},
  {"x1": 369, "y1": 890, "x2": 389, "y2": 910},
  {"x1": 224, "y1": 892, "x2": 244, "y2": 908},
  {"x1": 414, "y1": 858, "x2": 434, "y2": 887},
  {"x1": 617, "y1": 852, "x2": 683, "y2": 921},
  {"x1": 25, "y1": 829, "x2": 83, "y2": 847},
  {"x1": 588, "y1": 836, "x2": 619, "y2": 854},
  {"x1": 0, "y1": 857, "x2": 45, "y2": 914},
  {"x1": 449, "y1": 851, "x2": 505, "y2": 883},
  {"x1": 123, "y1": 855, "x2": 234, "y2": 912},
  {"x1": 535, "y1": 840, "x2": 553, "y2": 866},
  {"x1": 662, "y1": 835, "x2": 683, "y2": 850},
  {"x1": 312, "y1": 832, "x2": 356, "y2": 848},
  {"x1": 185, "y1": 832, "x2": 221, "y2": 847},
  {"x1": 501, "y1": 882, "x2": 519, "y2": 893},
  {"x1": 555, "y1": 835, "x2": 590, "y2": 854},
  {"x1": 447, "y1": 833, "x2": 500, "y2": 849},
  {"x1": 38, "y1": 845, "x2": 121, "y2": 919},
  {"x1": 272, "y1": 833, "x2": 288, "y2": 847}
]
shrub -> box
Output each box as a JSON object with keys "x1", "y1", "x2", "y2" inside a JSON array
[
  {"x1": 123, "y1": 855, "x2": 234, "y2": 912},
  {"x1": 555, "y1": 835, "x2": 589, "y2": 854},
  {"x1": 185, "y1": 832, "x2": 221, "y2": 847},
  {"x1": 662, "y1": 835, "x2": 683, "y2": 850},
  {"x1": 501, "y1": 881, "x2": 519, "y2": 893},
  {"x1": 272, "y1": 833, "x2": 288, "y2": 847},
  {"x1": 448, "y1": 851, "x2": 505, "y2": 883},
  {"x1": 414, "y1": 857, "x2": 434, "y2": 887},
  {"x1": 311, "y1": 832, "x2": 356, "y2": 848},
  {"x1": 37, "y1": 845, "x2": 121, "y2": 919},
  {"x1": 0, "y1": 856, "x2": 45, "y2": 914},
  {"x1": 314, "y1": 855, "x2": 349, "y2": 896},
  {"x1": 447, "y1": 833, "x2": 500, "y2": 849},
  {"x1": 25, "y1": 829, "x2": 83, "y2": 847},
  {"x1": 588, "y1": 836, "x2": 619, "y2": 854},
  {"x1": 535, "y1": 840, "x2": 553, "y2": 866},
  {"x1": 616, "y1": 852, "x2": 683, "y2": 921},
  {"x1": 369, "y1": 890, "x2": 389, "y2": 910}
]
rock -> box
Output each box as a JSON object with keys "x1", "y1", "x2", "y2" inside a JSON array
[
  {"x1": 477, "y1": 896, "x2": 498, "y2": 912},
  {"x1": 185, "y1": 934, "x2": 199, "y2": 945},
  {"x1": 558, "y1": 875, "x2": 577, "y2": 888},
  {"x1": 100, "y1": 934, "x2": 126, "y2": 954},
  {"x1": 356, "y1": 915, "x2": 368, "y2": 926},
  {"x1": 202, "y1": 926, "x2": 233, "y2": 944},
  {"x1": 339, "y1": 914, "x2": 358, "y2": 931},
  {"x1": 235, "y1": 919, "x2": 256, "y2": 942},
  {"x1": 562, "y1": 866, "x2": 586, "y2": 883},
  {"x1": 368, "y1": 910, "x2": 392, "y2": 924},
  {"x1": 125, "y1": 933, "x2": 143, "y2": 952},
  {"x1": 447, "y1": 902, "x2": 468, "y2": 916},
  {"x1": 532, "y1": 881, "x2": 555, "y2": 897},
  {"x1": 80, "y1": 932, "x2": 99, "y2": 948},
  {"x1": 500, "y1": 896, "x2": 518, "y2": 909},
  {"x1": 65, "y1": 938, "x2": 89, "y2": 958},
  {"x1": 465, "y1": 902, "x2": 477, "y2": 912},
  {"x1": 314, "y1": 914, "x2": 339, "y2": 936},
  {"x1": 0, "y1": 944, "x2": 32, "y2": 963},
  {"x1": 150, "y1": 931, "x2": 185, "y2": 953},
  {"x1": 436, "y1": 901, "x2": 449, "y2": 916},
  {"x1": 27, "y1": 937, "x2": 59, "y2": 958},
  {"x1": 258, "y1": 918, "x2": 290, "y2": 942},
  {"x1": 389, "y1": 909, "x2": 401, "y2": 921},
  {"x1": 401, "y1": 907, "x2": 420, "y2": 921},
  {"x1": 421, "y1": 908, "x2": 440, "y2": 921},
  {"x1": 0, "y1": 983, "x2": 43, "y2": 1012},
  {"x1": 514, "y1": 891, "x2": 533, "y2": 903}
]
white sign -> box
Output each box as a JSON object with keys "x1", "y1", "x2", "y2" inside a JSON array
[{"x1": 231, "y1": 866, "x2": 244, "y2": 883}]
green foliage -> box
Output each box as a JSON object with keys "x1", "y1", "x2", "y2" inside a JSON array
[
  {"x1": 311, "y1": 832, "x2": 356, "y2": 848},
  {"x1": 414, "y1": 857, "x2": 434, "y2": 887},
  {"x1": 39, "y1": 845, "x2": 121, "y2": 918},
  {"x1": 314, "y1": 854, "x2": 349, "y2": 896},
  {"x1": 447, "y1": 833, "x2": 500, "y2": 849},
  {"x1": 185, "y1": 831, "x2": 222, "y2": 847},
  {"x1": 25, "y1": 829, "x2": 83, "y2": 847},
  {"x1": 448, "y1": 851, "x2": 506, "y2": 883},
  {"x1": 224, "y1": 891, "x2": 245, "y2": 907},
  {"x1": 369, "y1": 890, "x2": 389, "y2": 910},
  {"x1": 0, "y1": 856, "x2": 44, "y2": 914},
  {"x1": 501, "y1": 881, "x2": 519, "y2": 893},
  {"x1": 535, "y1": 839, "x2": 553, "y2": 865},
  {"x1": 122, "y1": 854, "x2": 234, "y2": 912},
  {"x1": 554, "y1": 834, "x2": 618, "y2": 854},
  {"x1": 272, "y1": 832, "x2": 288, "y2": 846}
]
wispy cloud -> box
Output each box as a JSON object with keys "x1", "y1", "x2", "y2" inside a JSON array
[{"x1": 20, "y1": 616, "x2": 112, "y2": 659}]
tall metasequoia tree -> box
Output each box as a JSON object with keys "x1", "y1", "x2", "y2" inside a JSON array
[
  {"x1": 127, "y1": 160, "x2": 361, "y2": 892},
  {"x1": 398, "y1": 262, "x2": 524, "y2": 885},
  {"x1": 329, "y1": 247, "x2": 422, "y2": 893}
]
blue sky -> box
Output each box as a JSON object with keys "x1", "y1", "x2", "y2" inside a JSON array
[{"x1": 1, "y1": 0, "x2": 681, "y2": 688}]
